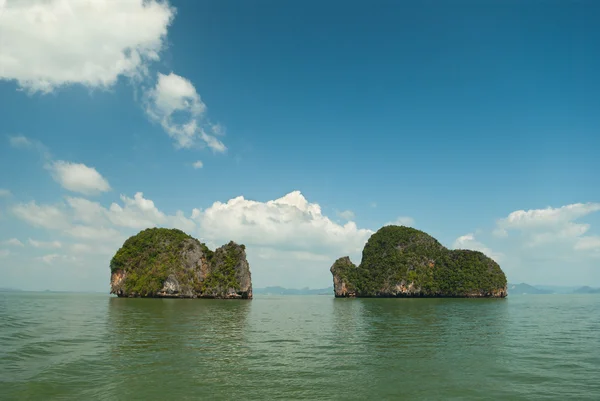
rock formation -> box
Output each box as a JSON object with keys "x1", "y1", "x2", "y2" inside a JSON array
[
  {"x1": 331, "y1": 225, "x2": 507, "y2": 298},
  {"x1": 110, "y1": 228, "x2": 252, "y2": 299}
]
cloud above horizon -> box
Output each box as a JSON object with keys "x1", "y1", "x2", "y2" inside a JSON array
[
  {"x1": 5, "y1": 188, "x2": 374, "y2": 290},
  {"x1": 47, "y1": 161, "x2": 111, "y2": 196},
  {"x1": 0, "y1": 0, "x2": 174, "y2": 93},
  {"x1": 2, "y1": 181, "x2": 600, "y2": 290},
  {"x1": 144, "y1": 72, "x2": 227, "y2": 152},
  {"x1": 452, "y1": 233, "x2": 503, "y2": 263},
  {"x1": 494, "y1": 203, "x2": 600, "y2": 252}
]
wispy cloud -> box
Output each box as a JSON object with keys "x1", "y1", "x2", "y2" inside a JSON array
[{"x1": 144, "y1": 72, "x2": 227, "y2": 153}]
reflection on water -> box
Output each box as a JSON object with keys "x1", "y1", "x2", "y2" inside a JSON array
[
  {"x1": 106, "y1": 297, "x2": 251, "y2": 399},
  {"x1": 1, "y1": 293, "x2": 599, "y2": 400}
]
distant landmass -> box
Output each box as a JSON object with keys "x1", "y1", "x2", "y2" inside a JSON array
[
  {"x1": 508, "y1": 283, "x2": 553, "y2": 295},
  {"x1": 573, "y1": 286, "x2": 600, "y2": 294},
  {"x1": 253, "y1": 286, "x2": 333, "y2": 295},
  {"x1": 507, "y1": 283, "x2": 600, "y2": 295}
]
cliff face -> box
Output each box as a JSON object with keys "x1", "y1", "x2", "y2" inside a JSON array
[
  {"x1": 110, "y1": 228, "x2": 252, "y2": 299},
  {"x1": 331, "y1": 226, "x2": 507, "y2": 298}
]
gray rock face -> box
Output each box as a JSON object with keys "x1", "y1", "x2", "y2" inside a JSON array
[
  {"x1": 330, "y1": 257, "x2": 357, "y2": 297},
  {"x1": 109, "y1": 228, "x2": 252, "y2": 299}
]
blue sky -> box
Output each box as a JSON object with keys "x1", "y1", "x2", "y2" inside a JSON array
[{"x1": 0, "y1": 0, "x2": 599, "y2": 291}]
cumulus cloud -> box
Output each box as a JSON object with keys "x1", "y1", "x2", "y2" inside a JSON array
[
  {"x1": 0, "y1": 189, "x2": 12, "y2": 197},
  {"x1": 453, "y1": 233, "x2": 503, "y2": 262},
  {"x1": 0, "y1": 0, "x2": 174, "y2": 93},
  {"x1": 109, "y1": 192, "x2": 195, "y2": 232},
  {"x1": 3, "y1": 238, "x2": 24, "y2": 247},
  {"x1": 11, "y1": 190, "x2": 376, "y2": 289},
  {"x1": 192, "y1": 160, "x2": 204, "y2": 169},
  {"x1": 12, "y1": 201, "x2": 69, "y2": 229},
  {"x1": 28, "y1": 238, "x2": 62, "y2": 249},
  {"x1": 194, "y1": 191, "x2": 373, "y2": 256},
  {"x1": 145, "y1": 72, "x2": 227, "y2": 152},
  {"x1": 47, "y1": 161, "x2": 111, "y2": 195},
  {"x1": 14, "y1": 192, "x2": 195, "y2": 244},
  {"x1": 495, "y1": 203, "x2": 600, "y2": 250},
  {"x1": 497, "y1": 203, "x2": 600, "y2": 230}
]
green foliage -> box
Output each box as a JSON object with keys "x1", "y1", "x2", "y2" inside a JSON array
[
  {"x1": 336, "y1": 225, "x2": 507, "y2": 297},
  {"x1": 331, "y1": 257, "x2": 359, "y2": 292},
  {"x1": 200, "y1": 242, "x2": 242, "y2": 295},
  {"x1": 110, "y1": 228, "x2": 199, "y2": 296},
  {"x1": 110, "y1": 228, "x2": 248, "y2": 298}
]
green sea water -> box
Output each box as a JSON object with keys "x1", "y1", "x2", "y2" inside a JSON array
[{"x1": 1, "y1": 292, "x2": 599, "y2": 400}]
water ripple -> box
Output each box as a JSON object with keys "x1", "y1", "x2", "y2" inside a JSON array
[{"x1": 0, "y1": 293, "x2": 599, "y2": 400}]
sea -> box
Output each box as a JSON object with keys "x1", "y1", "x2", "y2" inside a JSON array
[{"x1": 1, "y1": 292, "x2": 599, "y2": 400}]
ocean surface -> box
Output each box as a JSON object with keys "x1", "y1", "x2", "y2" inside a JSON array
[{"x1": 1, "y1": 292, "x2": 599, "y2": 400}]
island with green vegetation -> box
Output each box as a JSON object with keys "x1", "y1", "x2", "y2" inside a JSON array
[
  {"x1": 110, "y1": 228, "x2": 252, "y2": 299},
  {"x1": 331, "y1": 225, "x2": 507, "y2": 298}
]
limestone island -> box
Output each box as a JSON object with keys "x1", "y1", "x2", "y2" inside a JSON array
[
  {"x1": 110, "y1": 228, "x2": 252, "y2": 299},
  {"x1": 331, "y1": 226, "x2": 507, "y2": 298}
]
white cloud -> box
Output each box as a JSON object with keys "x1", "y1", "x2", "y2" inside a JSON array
[
  {"x1": 192, "y1": 160, "x2": 204, "y2": 169},
  {"x1": 0, "y1": 188, "x2": 12, "y2": 197},
  {"x1": 10, "y1": 189, "x2": 376, "y2": 289},
  {"x1": 15, "y1": 192, "x2": 194, "y2": 245},
  {"x1": 66, "y1": 197, "x2": 108, "y2": 225},
  {"x1": 453, "y1": 233, "x2": 503, "y2": 262},
  {"x1": 337, "y1": 210, "x2": 355, "y2": 221},
  {"x1": 12, "y1": 201, "x2": 69, "y2": 229},
  {"x1": 145, "y1": 72, "x2": 227, "y2": 152},
  {"x1": 3, "y1": 238, "x2": 24, "y2": 247},
  {"x1": 194, "y1": 191, "x2": 372, "y2": 256},
  {"x1": 0, "y1": 0, "x2": 174, "y2": 93},
  {"x1": 200, "y1": 130, "x2": 227, "y2": 153},
  {"x1": 145, "y1": 72, "x2": 205, "y2": 148},
  {"x1": 0, "y1": 249, "x2": 10, "y2": 258},
  {"x1": 47, "y1": 160, "x2": 111, "y2": 195},
  {"x1": 108, "y1": 192, "x2": 165, "y2": 229},
  {"x1": 108, "y1": 192, "x2": 194, "y2": 232},
  {"x1": 495, "y1": 203, "x2": 600, "y2": 248},
  {"x1": 386, "y1": 216, "x2": 415, "y2": 227},
  {"x1": 528, "y1": 222, "x2": 590, "y2": 246},
  {"x1": 497, "y1": 203, "x2": 600, "y2": 230},
  {"x1": 28, "y1": 238, "x2": 62, "y2": 249}
]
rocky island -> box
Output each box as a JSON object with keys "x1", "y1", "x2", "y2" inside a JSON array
[
  {"x1": 331, "y1": 225, "x2": 507, "y2": 298},
  {"x1": 110, "y1": 228, "x2": 252, "y2": 299}
]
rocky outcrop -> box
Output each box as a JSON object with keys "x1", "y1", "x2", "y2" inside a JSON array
[
  {"x1": 331, "y1": 225, "x2": 507, "y2": 298},
  {"x1": 330, "y1": 257, "x2": 357, "y2": 297},
  {"x1": 110, "y1": 228, "x2": 252, "y2": 299}
]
